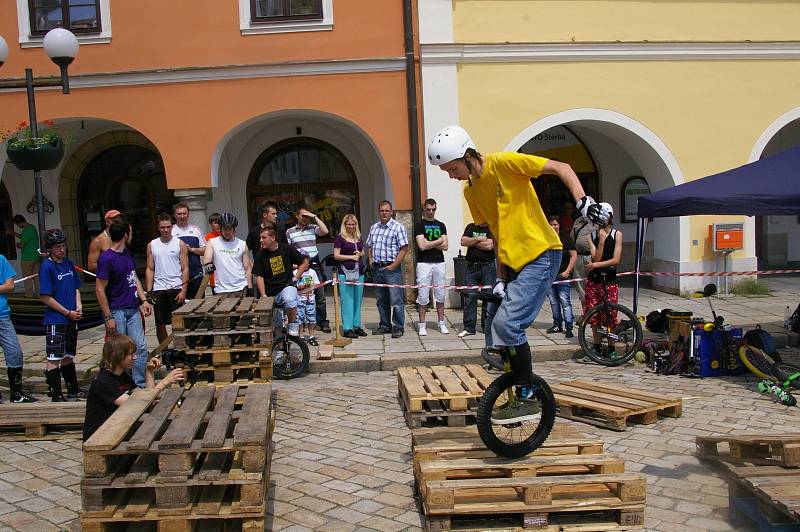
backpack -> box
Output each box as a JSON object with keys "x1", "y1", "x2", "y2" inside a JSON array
[
  {"x1": 744, "y1": 325, "x2": 777, "y2": 356},
  {"x1": 645, "y1": 309, "x2": 671, "y2": 334},
  {"x1": 569, "y1": 216, "x2": 595, "y2": 256}
]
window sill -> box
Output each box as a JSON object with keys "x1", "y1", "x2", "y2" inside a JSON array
[
  {"x1": 20, "y1": 33, "x2": 110, "y2": 49},
  {"x1": 241, "y1": 20, "x2": 332, "y2": 35}
]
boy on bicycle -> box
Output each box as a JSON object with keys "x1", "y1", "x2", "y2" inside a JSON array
[{"x1": 428, "y1": 126, "x2": 601, "y2": 423}]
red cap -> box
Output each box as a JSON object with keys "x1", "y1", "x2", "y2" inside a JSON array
[{"x1": 104, "y1": 209, "x2": 122, "y2": 220}]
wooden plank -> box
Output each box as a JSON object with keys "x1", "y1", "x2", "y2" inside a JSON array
[
  {"x1": 417, "y1": 366, "x2": 447, "y2": 397},
  {"x1": 253, "y1": 296, "x2": 273, "y2": 313},
  {"x1": 202, "y1": 386, "x2": 239, "y2": 448},
  {"x1": 157, "y1": 386, "x2": 216, "y2": 450},
  {"x1": 127, "y1": 388, "x2": 184, "y2": 451},
  {"x1": 449, "y1": 365, "x2": 485, "y2": 395},
  {"x1": 233, "y1": 384, "x2": 272, "y2": 447},
  {"x1": 234, "y1": 297, "x2": 255, "y2": 313},
  {"x1": 121, "y1": 488, "x2": 154, "y2": 518},
  {"x1": 552, "y1": 391, "x2": 631, "y2": 416},
  {"x1": 196, "y1": 484, "x2": 226, "y2": 514},
  {"x1": 172, "y1": 299, "x2": 205, "y2": 316},
  {"x1": 212, "y1": 298, "x2": 239, "y2": 314},
  {"x1": 552, "y1": 383, "x2": 656, "y2": 411},
  {"x1": 464, "y1": 364, "x2": 495, "y2": 389},
  {"x1": 559, "y1": 380, "x2": 682, "y2": 405},
  {"x1": 83, "y1": 389, "x2": 160, "y2": 451}
]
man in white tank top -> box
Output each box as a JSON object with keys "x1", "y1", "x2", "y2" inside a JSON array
[
  {"x1": 202, "y1": 213, "x2": 252, "y2": 298},
  {"x1": 145, "y1": 213, "x2": 189, "y2": 344}
]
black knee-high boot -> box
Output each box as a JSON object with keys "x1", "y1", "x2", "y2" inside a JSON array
[
  {"x1": 46, "y1": 367, "x2": 64, "y2": 400},
  {"x1": 8, "y1": 367, "x2": 37, "y2": 403},
  {"x1": 60, "y1": 361, "x2": 84, "y2": 398},
  {"x1": 508, "y1": 342, "x2": 534, "y2": 386}
]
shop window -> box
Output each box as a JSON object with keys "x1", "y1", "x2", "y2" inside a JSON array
[
  {"x1": 29, "y1": 0, "x2": 101, "y2": 35},
  {"x1": 247, "y1": 138, "x2": 358, "y2": 242},
  {"x1": 239, "y1": 0, "x2": 332, "y2": 35}
]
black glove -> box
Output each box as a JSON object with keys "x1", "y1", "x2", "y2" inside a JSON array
[{"x1": 203, "y1": 263, "x2": 216, "y2": 275}]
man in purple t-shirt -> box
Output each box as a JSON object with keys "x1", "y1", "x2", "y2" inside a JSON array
[{"x1": 96, "y1": 219, "x2": 153, "y2": 387}]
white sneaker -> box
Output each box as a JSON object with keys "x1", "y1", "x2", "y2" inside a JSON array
[
  {"x1": 418, "y1": 323, "x2": 427, "y2": 336},
  {"x1": 288, "y1": 322, "x2": 300, "y2": 337},
  {"x1": 438, "y1": 321, "x2": 450, "y2": 334},
  {"x1": 457, "y1": 330, "x2": 475, "y2": 338}
]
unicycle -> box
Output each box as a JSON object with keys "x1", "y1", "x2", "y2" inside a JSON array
[{"x1": 464, "y1": 290, "x2": 557, "y2": 458}]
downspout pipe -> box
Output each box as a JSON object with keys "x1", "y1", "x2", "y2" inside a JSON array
[{"x1": 403, "y1": 0, "x2": 422, "y2": 221}]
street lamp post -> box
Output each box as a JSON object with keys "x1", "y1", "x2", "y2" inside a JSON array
[{"x1": 0, "y1": 29, "x2": 79, "y2": 252}]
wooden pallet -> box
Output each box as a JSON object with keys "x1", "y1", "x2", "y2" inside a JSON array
[
  {"x1": 81, "y1": 384, "x2": 274, "y2": 529},
  {"x1": 81, "y1": 507, "x2": 265, "y2": 531},
  {"x1": 551, "y1": 380, "x2": 682, "y2": 431},
  {"x1": 172, "y1": 296, "x2": 273, "y2": 349},
  {"x1": 696, "y1": 433, "x2": 800, "y2": 468},
  {"x1": 413, "y1": 426, "x2": 645, "y2": 531},
  {"x1": 397, "y1": 364, "x2": 494, "y2": 428},
  {"x1": 0, "y1": 401, "x2": 85, "y2": 440},
  {"x1": 729, "y1": 473, "x2": 800, "y2": 527},
  {"x1": 183, "y1": 349, "x2": 272, "y2": 385},
  {"x1": 411, "y1": 425, "x2": 604, "y2": 462}
]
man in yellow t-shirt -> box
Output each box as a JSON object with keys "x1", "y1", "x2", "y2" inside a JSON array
[{"x1": 428, "y1": 125, "x2": 602, "y2": 424}]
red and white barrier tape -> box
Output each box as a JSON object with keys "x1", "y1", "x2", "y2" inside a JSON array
[{"x1": 13, "y1": 264, "x2": 97, "y2": 284}]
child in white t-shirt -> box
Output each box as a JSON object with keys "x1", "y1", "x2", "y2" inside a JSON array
[{"x1": 294, "y1": 267, "x2": 320, "y2": 345}]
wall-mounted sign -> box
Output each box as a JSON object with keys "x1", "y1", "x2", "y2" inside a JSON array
[{"x1": 621, "y1": 176, "x2": 651, "y2": 223}]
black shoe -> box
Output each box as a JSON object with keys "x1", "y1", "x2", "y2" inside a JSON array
[
  {"x1": 546, "y1": 326, "x2": 563, "y2": 334},
  {"x1": 373, "y1": 328, "x2": 391, "y2": 335},
  {"x1": 65, "y1": 388, "x2": 88, "y2": 400},
  {"x1": 10, "y1": 391, "x2": 38, "y2": 403},
  {"x1": 52, "y1": 394, "x2": 76, "y2": 402},
  {"x1": 565, "y1": 329, "x2": 574, "y2": 339},
  {"x1": 343, "y1": 329, "x2": 358, "y2": 339},
  {"x1": 354, "y1": 327, "x2": 367, "y2": 337},
  {"x1": 320, "y1": 323, "x2": 332, "y2": 334},
  {"x1": 391, "y1": 329, "x2": 403, "y2": 338}
]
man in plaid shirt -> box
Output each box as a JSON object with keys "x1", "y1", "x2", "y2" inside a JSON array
[{"x1": 365, "y1": 200, "x2": 409, "y2": 338}]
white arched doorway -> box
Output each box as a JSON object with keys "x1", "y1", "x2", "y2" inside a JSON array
[{"x1": 506, "y1": 109, "x2": 686, "y2": 292}]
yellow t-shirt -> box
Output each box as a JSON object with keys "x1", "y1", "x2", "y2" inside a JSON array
[{"x1": 464, "y1": 152, "x2": 562, "y2": 271}]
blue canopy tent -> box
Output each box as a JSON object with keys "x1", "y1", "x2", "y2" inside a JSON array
[{"x1": 633, "y1": 146, "x2": 800, "y2": 313}]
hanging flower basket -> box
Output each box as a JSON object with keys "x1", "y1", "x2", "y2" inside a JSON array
[{"x1": 6, "y1": 136, "x2": 65, "y2": 171}]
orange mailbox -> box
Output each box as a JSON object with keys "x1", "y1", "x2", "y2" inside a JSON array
[{"x1": 709, "y1": 223, "x2": 744, "y2": 252}]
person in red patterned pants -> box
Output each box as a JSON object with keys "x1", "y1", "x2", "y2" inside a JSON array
[{"x1": 583, "y1": 203, "x2": 623, "y2": 358}]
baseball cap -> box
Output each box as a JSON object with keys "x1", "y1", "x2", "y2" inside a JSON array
[{"x1": 104, "y1": 209, "x2": 122, "y2": 220}]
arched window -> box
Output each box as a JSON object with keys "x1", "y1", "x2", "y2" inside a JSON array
[
  {"x1": 0, "y1": 182, "x2": 15, "y2": 259},
  {"x1": 247, "y1": 138, "x2": 358, "y2": 240}
]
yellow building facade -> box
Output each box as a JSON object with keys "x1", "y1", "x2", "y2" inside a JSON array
[{"x1": 419, "y1": 0, "x2": 800, "y2": 293}]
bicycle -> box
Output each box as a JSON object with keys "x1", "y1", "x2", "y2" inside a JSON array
[
  {"x1": 463, "y1": 290, "x2": 557, "y2": 458},
  {"x1": 271, "y1": 302, "x2": 310, "y2": 379},
  {"x1": 699, "y1": 283, "x2": 799, "y2": 406},
  {"x1": 577, "y1": 275, "x2": 643, "y2": 366}
]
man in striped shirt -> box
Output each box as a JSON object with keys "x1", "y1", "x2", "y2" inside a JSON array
[
  {"x1": 365, "y1": 200, "x2": 409, "y2": 338},
  {"x1": 286, "y1": 206, "x2": 331, "y2": 333}
]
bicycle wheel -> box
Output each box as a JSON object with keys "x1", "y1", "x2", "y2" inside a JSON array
[
  {"x1": 577, "y1": 303, "x2": 643, "y2": 366},
  {"x1": 476, "y1": 372, "x2": 556, "y2": 458},
  {"x1": 272, "y1": 335, "x2": 310, "y2": 379},
  {"x1": 738, "y1": 345, "x2": 782, "y2": 381},
  {"x1": 773, "y1": 363, "x2": 800, "y2": 391},
  {"x1": 481, "y1": 347, "x2": 504, "y2": 371}
]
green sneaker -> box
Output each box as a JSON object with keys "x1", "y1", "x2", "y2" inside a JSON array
[{"x1": 491, "y1": 399, "x2": 541, "y2": 425}]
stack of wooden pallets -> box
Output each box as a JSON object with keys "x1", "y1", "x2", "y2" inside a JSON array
[
  {"x1": 0, "y1": 401, "x2": 85, "y2": 441},
  {"x1": 171, "y1": 296, "x2": 273, "y2": 385},
  {"x1": 397, "y1": 364, "x2": 494, "y2": 428},
  {"x1": 80, "y1": 383, "x2": 274, "y2": 531},
  {"x1": 413, "y1": 425, "x2": 647, "y2": 531},
  {"x1": 697, "y1": 433, "x2": 800, "y2": 530}
]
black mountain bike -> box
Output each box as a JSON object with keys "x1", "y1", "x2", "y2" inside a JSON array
[
  {"x1": 463, "y1": 290, "x2": 557, "y2": 458},
  {"x1": 577, "y1": 276, "x2": 643, "y2": 366}
]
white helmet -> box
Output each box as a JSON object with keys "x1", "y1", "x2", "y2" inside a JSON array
[
  {"x1": 427, "y1": 126, "x2": 476, "y2": 165},
  {"x1": 598, "y1": 202, "x2": 614, "y2": 224}
]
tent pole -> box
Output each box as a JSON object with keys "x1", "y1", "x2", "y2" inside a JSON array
[{"x1": 633, "y1": 217, "x2": 646, "y2": 315}]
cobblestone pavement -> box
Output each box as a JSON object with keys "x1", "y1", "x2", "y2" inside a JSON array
[{"x1": 2, "y1": 360, "x2": 799, "y2": 531}]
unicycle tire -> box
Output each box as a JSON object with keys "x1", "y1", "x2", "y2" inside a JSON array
[
  {"x1": 476, "y1": 372, "x2": 556, "y2": 458},
  {"x1": 272, "y1": 335, "x2": 310, "y2": 379},
  {"x1": 481, "y1": 347, "x2": 504, "y2": 371},
  {"x1": 578, "y1": 303, "x2": 642, "y2": 366},
  {"x1": 738, "y1": 345, "x2": 781, "y2": 381}
]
